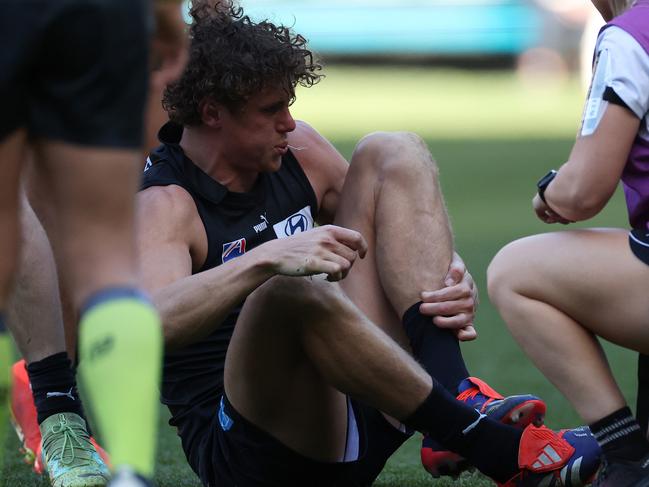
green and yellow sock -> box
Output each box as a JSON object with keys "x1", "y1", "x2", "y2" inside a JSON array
[{"x1": 78, "y1": 289, "x2": 162, "y2": 478}]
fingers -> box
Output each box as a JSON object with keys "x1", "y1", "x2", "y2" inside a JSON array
[
  {"x1": 421, "y1": 283, "x2": 472, "y2": 305},
  {"x1": 420, "y1": 298, "x2": 474, "y2": 318},
  {"x1": 323, "y1": 225, "x2": 368, "y2": 258},
  {"x1": 433, "y1": 313, "x2": 475, "y2": 330},
  {"x1": 445, "y1": 253, "x2": 466, "y2": 286},
  {"x1": 455, "y1": 325, "x2": 477, "y2": 342}
]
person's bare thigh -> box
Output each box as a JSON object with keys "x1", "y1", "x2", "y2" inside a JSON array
[
  {"x1": 31, "y1": 141, "x2": 142, "y2": 308},
  {"x1": 492, "y1": 228, "x2": 649, "y2": 352}
]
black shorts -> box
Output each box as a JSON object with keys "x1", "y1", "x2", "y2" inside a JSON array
[
  {"x1": 186, "y1": 394, "x2": 411, "y2": 487},
  {"x1": 0, "y1": 0, "x2": 150, "y2": 148},
  {"x1": 629, "y1": 229, "x2": 649, "y2": 266}
]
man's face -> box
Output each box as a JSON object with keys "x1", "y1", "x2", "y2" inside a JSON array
[{"x1": 219, "y1": 85, "x2": 297, "y2": 173}]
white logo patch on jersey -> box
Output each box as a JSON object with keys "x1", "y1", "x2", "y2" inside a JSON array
[
  {"x1": 144, "y1": 157, "x2": 153, "y2": 172},
  {"x1": 581, "y1": 48, "x2": 610, "y2": 136},
  {"x1": 273, "y1": 206, "x2": 314, "y2": 239}
]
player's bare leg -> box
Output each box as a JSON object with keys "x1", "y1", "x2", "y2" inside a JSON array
[
  {"x1": 225, "y1": 270, "x2": 598, "y2": 485},
  {"x1": 6, "y1": 197, "x2": 109, "y2": 484},
  {"x1": 226, "y1": 275, "x2": 432, "y2": 462},
  {"x1": 488, "y1": 229, "x2": 649, "y2": 421},
  {"x1": 335, "y1": 132, "x2": 452, "y2": 326},
  {"x1": 8, "y1": 197, "x2": 66, "y2": 364},
  {"x1": 333, "y1": 132, "x2": 546, "y2": 477},
  {"x1": 0, "y1": 130, "x2": 26, "y2": 307},
  {"x1": 488, "y1": 228, "x2": 649, "y2": 481},
  {"x1": 0, "y1": 130, "x2": 27, "y2": 394},
  {"x1": 32, "y1": 142, "x2": 162, "y2": 482}
]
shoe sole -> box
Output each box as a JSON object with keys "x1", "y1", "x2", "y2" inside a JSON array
[
  {"x1": 9, "y1": 407, "x2": 39, "y2": 468},
  {"x1": 497, "y1": 399, "x2": 546, "y2": 427},
  {"x1": 422, "y1": 399, "x2": 547, "y2": 478}
]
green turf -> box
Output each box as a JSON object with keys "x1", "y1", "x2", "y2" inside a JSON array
[{"x1": 0, "y1": 67, "x2": 638, "y2": 486}]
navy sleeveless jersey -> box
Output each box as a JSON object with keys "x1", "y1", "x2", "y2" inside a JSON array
[{"x1": 140, "y1": 122, "x2": 318, "y2": 448}]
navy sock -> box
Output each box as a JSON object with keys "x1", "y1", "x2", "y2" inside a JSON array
[
  {"x1": 404, "y1": 378, "x2": 521, "y2": 482},
  {"x1": 0, "y1": 312, "x2": 6, "y2": 333},
  {"x1": 402, "y1": 302, "x2": 469, "y2": 393},
  {"x1": 590, "y1": 407, "x2": 649, "y2": 462},
  {"x1": 27, "y1": 352, "x2": 85, "y2": 425}
]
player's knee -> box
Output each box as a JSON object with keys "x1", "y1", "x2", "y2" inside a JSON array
[
  {"x1": 353, "y1": 131, "x2": 438, "y2": 180},
  {"x1": 254, "y1": 275, "x2": 343, "y2": 316},
  {"x1": 487, "y1": 240, "x2": 525, "y2": 310}
]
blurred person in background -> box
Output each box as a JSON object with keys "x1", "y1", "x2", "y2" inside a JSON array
[
  {"x1": 489, "y1": 0, "x2": 649, "y2": 485},
  {"x1": 0, "y1": 1, "x2": 186, "y2": 486}
]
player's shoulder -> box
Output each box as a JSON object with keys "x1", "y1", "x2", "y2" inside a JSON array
[
  {"x1": 138, "y1": 184, "x2": 198, "y2": 230},
  {"x1": 598, "y1": 25, "x2": 647, "y2": 56},
  {"x1": 288, "y1": 121, "x2": 346, "y2": 171}
]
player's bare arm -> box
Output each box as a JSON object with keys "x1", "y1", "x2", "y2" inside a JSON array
[
  {"x1": 137, "y1": 183, "x2": 367, "y2": 350},
  {"x1": 535, "y1": 103, "x2": 640, "y2": 223}
]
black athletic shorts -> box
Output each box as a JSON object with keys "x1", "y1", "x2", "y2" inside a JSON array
[
  {"x1": 0, "y1": 0, "x2": 150, "y2": 148},
  {"x1": 187, "y1": 394, "x2": 411, "y2": 487},
  {"x1": 629, "y1": 229, "x2": 649, "y2": 266}
]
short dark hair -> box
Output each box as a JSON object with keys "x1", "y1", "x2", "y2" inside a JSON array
[{"x1": 163, "y1": 1, "x2": 323, "y2": 126}]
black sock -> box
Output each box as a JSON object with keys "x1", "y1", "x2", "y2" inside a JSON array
[
  {"x1": 637, "y1": 354, "x2": 649, "y2": 437},
  {"x1": 26, "y1": 352, "x2": 85, "y2": 425},
  {"x1": 0, "y1": 312, "x2": 6, "y2": 332},
  {"x1": 402, "y1": 302, "x2": 469, "y2": 393},
  {"x1": 404, "y1": 378, "x2": 521, "y2": 482},
  {"x1": 590, "y1": 407, "x2": 649, "y2": 462}
]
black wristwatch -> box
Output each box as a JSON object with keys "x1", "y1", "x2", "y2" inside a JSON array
[{"x1": 537, "y1": 170, "x2": 557, "y2": 204}]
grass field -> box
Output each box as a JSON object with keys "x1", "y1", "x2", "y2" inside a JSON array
[{"x1": 0, "y1": 66, "x2": 638, "y2": 486}]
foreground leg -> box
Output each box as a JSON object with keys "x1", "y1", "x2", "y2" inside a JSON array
[
  {"x1": 489, "y1": 228, "x2": 649, "y2": 484},
  {"x1": 7, "y1": 197, "x2": 109, "y2": 484},
  {"x1": 335, "y1": 132, "x2": 466, "y2": 390},
  {"x1": 334, "y1": 133, "x2": 545, "y2": 477},
  {"x1": 224, "y1": 275, "x2": 598, "y2": 486},
  {"x1": 34, "y1": 142, "x2": 162, "y2": 481}
]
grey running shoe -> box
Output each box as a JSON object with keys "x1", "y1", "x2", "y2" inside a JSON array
[{"x1": 40, "y1": 412, "x2": 110, "y2": 487}]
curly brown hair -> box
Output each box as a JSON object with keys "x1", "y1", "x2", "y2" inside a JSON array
[{"x1": 163, "y1": 1, "x2": 323, "y2": 126}]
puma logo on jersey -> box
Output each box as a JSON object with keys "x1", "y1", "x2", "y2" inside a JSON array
[{"x1": 253, "y1": 214, "x2": 269, "y2": 234}]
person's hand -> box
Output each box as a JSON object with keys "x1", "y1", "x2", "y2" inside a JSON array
[
  {"x1": 265, "y1": 225, "x2": 367, "y2": 282},
  {"x1": 419, "y1": 252, "x2": 478, "y2": 341},
  {"x1": 533, "y1": 194, "x2": 572, "y2": 224}
]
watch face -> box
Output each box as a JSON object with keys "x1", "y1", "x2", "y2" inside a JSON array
[{"x1": 537, "y1": 170, "x2": 557, "y2": 190}]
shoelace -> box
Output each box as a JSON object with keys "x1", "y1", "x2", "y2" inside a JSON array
[
  {"x1": 456, "y1": 386, "x2": 497, "y2": 411},
  {"x1": 43, "y1": 415, "x2": 90, "y2": 466}
]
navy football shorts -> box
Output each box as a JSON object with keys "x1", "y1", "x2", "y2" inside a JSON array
[
  {"x1": 0, "y1": 0, "x2": 150, "y2": 149},
  {"x1": 182, "y1": 393, "x2": 411, "y2": 487}
]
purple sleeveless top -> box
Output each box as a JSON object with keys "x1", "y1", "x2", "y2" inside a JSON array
[{"x1": 604, "y1": 1, "x2": 649, "y2": 230}]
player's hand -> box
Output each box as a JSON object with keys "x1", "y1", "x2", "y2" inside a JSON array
[
  {"x1": 418, "y1": 252, "x2": 478, "y2": 341},
  {"x1": 266, "y1": 225, "x2": 367, "y2": 282},
  {"x1": 533, "y1": 194, "x2": 572, "y2": 225}
]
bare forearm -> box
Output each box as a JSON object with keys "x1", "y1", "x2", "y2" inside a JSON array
[{"x1": 154, "y1": 249, "x2": 275, "y2": 350}]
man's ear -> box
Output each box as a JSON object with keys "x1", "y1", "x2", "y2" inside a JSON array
[{"x1": 199, "y1": 98, "x2": 223, "y2": 128}]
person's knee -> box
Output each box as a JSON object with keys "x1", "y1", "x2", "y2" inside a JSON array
[
  {"x1": 352, "y1": 131, "x2": 437, "y2": 181},
  {"x1": 487, "y1": 239, "x2": 528, "y2": 312},
  {"x1": 252, "y1": 275, "x2": 346, "y2": 318}
]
